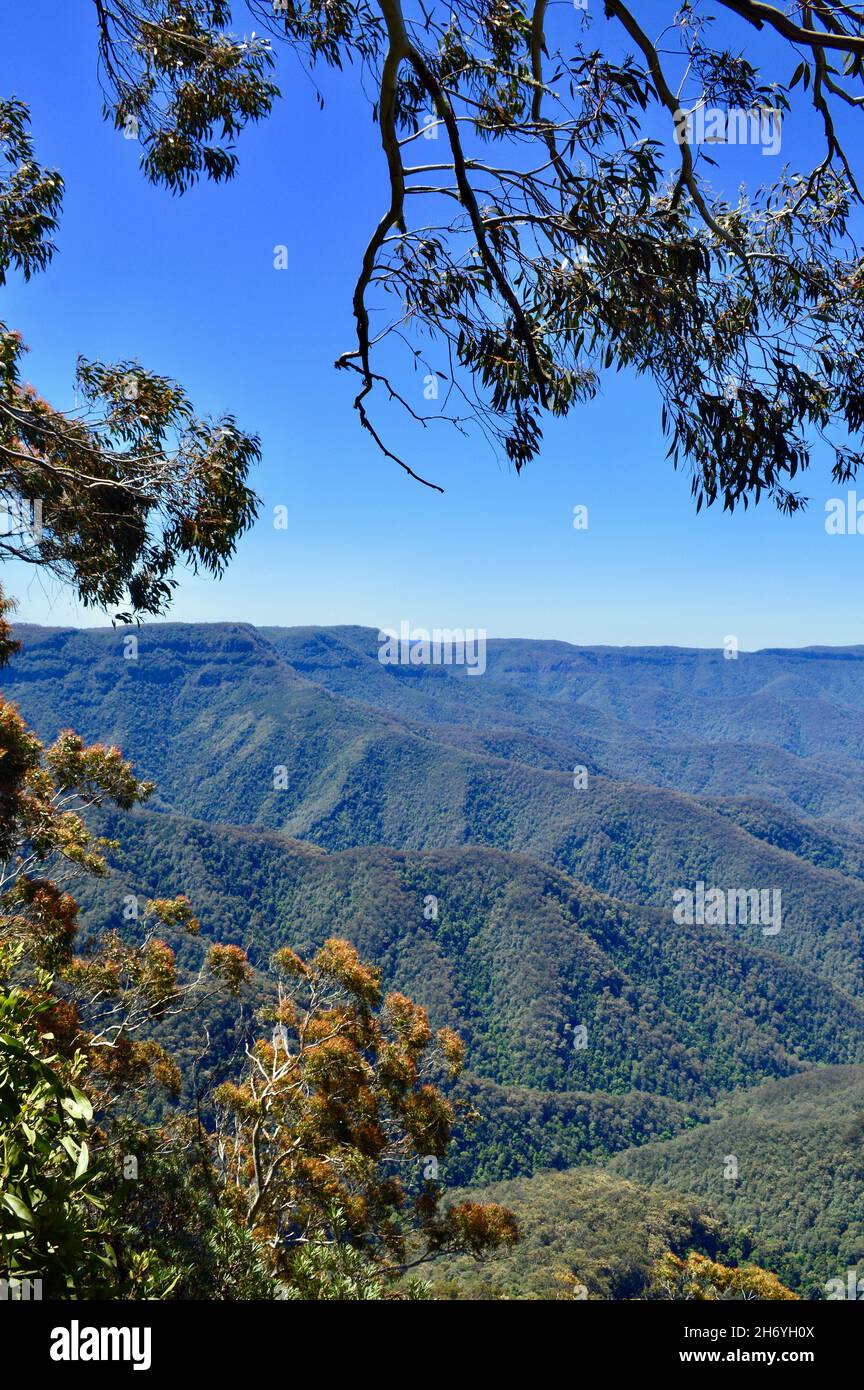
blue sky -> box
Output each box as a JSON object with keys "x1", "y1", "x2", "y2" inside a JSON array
[{"x1": 2, "y1": 1, "x2": 862, "y2": 647}]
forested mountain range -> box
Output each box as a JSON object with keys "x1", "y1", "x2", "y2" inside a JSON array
[
  {"x1": 8, "y1": 624, "x2": 864, "y2": 988},
  {"x1": 15, "y1": 625, "x2": 864, "y2": 828},
  {"x1": 6, "y1": 622, "x2": 864, "y2": 1292},
  {"x1": 74, "y1": 806, "x2": 864, "y2": 1181}
]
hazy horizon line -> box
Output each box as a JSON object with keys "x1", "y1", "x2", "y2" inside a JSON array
[{"x1": 10, "y1": 618, "x2": 864, "y2": 657}]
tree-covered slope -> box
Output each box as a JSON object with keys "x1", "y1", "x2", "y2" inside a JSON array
[
  {"x1": 260, "y1": 626, "x2": 864, "y2": 822},
  {"x1": 65, "y1": 806, "x2": 864, "y2": 1184},
  {"x1": 425, "y1": 1168, "x2": 730, "y2": 1300},
  {"x1": 610, "y1": 1065, "x2": 864, "y2": 1294},
  {"x1": 7, "y1": 623, "x2": 864, "y2": 1292},
  {"x1": 8, "y1": 624, "x2": 864, "y2": 993}
]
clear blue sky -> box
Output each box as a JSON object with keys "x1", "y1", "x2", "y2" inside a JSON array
[{"x1": 2, "y1": 1, "x2": 862, "y2": 647}]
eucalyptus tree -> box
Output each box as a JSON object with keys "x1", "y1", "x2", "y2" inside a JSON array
[{"x1": 82, "y1": 0, "x2": 864, "y2": 510}]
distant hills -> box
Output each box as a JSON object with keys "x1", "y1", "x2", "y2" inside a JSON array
[
  {"x1": 6, "y1": 622, "x2": 864, "y2": 1289},
  {"x1": 8, "y1": 623, "x2": 864, "y2": 989}
]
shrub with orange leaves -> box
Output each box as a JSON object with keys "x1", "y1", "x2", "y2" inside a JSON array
[
  {"x1": 0, "y1": 594, "x2": 266, "y2": 1294},
  {"x1": 208, "y1": 942, "x2": 252, "y2": 996},
  {"x1": 650, "y1": 1250, "x2": 798, "y2": 1301},
  {"x1": 214, "y1": 937, "x2": 518, "y2": 1290}
]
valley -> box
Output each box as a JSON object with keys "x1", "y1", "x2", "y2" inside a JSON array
[{"x1": 5, "y1": 622, "x2": 864, "y2": 1295}]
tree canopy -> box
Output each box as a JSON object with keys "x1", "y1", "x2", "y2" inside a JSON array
[
  {"x1": 0, "y1": 94, "x2": 261, "y2": 621},
  {"x1": 73, "y1": 0, "x2": 864, "y2": 509}
]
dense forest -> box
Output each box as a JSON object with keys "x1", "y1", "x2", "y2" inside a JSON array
[
  {"x1": 4, "y1": 621, "x2": 864, "y2": 1298},
  {"x1": 611, "y1": 1067, "x2": 864, "y2": 1295}
]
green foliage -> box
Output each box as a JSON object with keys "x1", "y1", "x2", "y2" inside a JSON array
[
  {"x1": 96, "y1": 1, "x2": 279, "y2": 191},
  {"x1": 428, "y1": 1167, "x2": 729, "y2": 1300},
  {"x1": 0, "y1": 100, "x2": 260, "y2": 618},
  {"x1": 611, "y1": 1066, "x2": 864, "y2": 1296},
  {"x1": 0, "y1": 661, "x2": 268, "y2": 1299},
  {"x1": 88, "y1": 1, "x2": 864, "y2": 506},
  {"x1": 0, "y1": 947, "x2": 115, "y2": 1297},
  {"x1": 0, "y1": 98, "x2": 63, "y2": 285},
  {"x1": 104, "y1": 1116, "x2": 275, "y2": 1299},
  {"x1": 280, "y1": 1205, "x2": 429, "y2": 1301},
  {"x1": 0, "y1": 963, "x2": 274, "y2": 1301}
]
